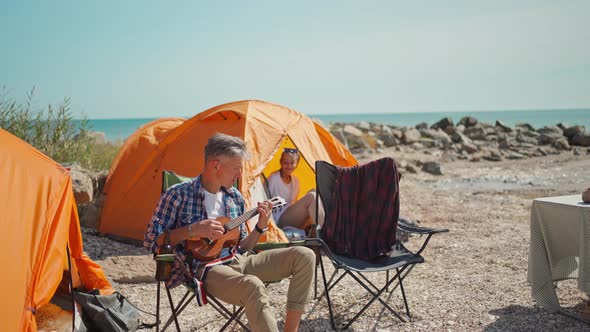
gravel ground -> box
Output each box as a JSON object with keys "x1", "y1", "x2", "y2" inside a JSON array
[{"x1": 84, "y1": 150, "x2": 590, "y2": 331}]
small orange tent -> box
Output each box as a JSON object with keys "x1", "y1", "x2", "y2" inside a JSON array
[
  {"x1": 0, "y1": 128, "x2": 112, "y2": 332},
  {"x1": 99, "y1": 100, "x2": 357, "y2": 241}
]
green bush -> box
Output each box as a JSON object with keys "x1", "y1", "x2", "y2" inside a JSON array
[{"x1": 0, "y1": 87, "x2": 121, "y2": 171}]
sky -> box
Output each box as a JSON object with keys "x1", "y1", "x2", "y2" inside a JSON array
[{"x1": 1, "y1": 1, "x2": 589, "y2": 119}]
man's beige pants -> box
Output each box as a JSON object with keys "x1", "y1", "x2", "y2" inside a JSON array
[{"x1": 201, "y1": 246, "x2": 315, "y2": 332}]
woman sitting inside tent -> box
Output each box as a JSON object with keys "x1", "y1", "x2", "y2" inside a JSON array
[{"x1": 267, "y1": 148, "x2": 324, "y2": 234}]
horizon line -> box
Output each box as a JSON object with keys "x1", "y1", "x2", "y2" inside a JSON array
[{"x1": 81, "y1": 107, "x2": 590, "y2": 120}]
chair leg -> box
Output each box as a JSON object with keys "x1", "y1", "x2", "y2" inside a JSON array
[
  {"x1": 208, "y1": 296, "x2": 251, "y2": 332},
  {"x1": 355, "y1": 271, "x2": 405, "y2": 321},
  {"x1": 162, "y1": 283, "x2": 182, "y2": 332},
  {"x1": 162, "y1": 290, "x2": 194, "y2": 331},
  {"x1": 318, "y1": 268, "x2": 345, "y2": 300},
  {"x1": 342, "y1": 271, "x2": 406, "y2": 330},
  {"x1": 318, "y1": 254, "x2": 337, "y2": 330},
  {"x1": 314, "y1": 260, "x2": 318, "y2": 299},
  {"x1": 156, "y1": 282, "x2": 161, "y2": 332},
  {"x1": 397, "y1": 271, "x2": 411, "y2": 320},
  {"x1": 388, "y1": 264, "x2": 415, "y2": 294}
]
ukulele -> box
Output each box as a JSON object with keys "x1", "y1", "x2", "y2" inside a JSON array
[{"x1": 185, "y1": 196, "x2": 286, "y2": 261}]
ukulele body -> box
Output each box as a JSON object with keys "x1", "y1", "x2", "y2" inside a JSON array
[
  {"x1": 185, "y1": 216, "x2": 240, "y2": 261},
  {"x1": 183, "y1": 196, "x2": 286, "y2": 262}
]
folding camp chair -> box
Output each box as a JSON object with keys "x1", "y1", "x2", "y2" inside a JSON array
[
  {"x1": 155, "y1": 170, "x2": 249, "y2": 332},
  {"x1": 305, "y1": 158, "x2": 448, "y2": 330}
]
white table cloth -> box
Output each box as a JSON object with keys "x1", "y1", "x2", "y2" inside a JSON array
[{"x1": 528, "y1": 194, "x2": 590, "y2": 312}]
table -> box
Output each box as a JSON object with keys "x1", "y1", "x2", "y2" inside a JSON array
[{"x1": 528, "y1": 194, "x2": 590, "y2": 312}]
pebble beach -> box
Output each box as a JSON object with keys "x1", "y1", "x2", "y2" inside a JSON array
[{"x1": 82, "y1": 139, "x2": 590, "y2": 331}]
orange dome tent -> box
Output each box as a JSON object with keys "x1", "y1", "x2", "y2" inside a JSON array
[
  {"x1": 99, "y1": 100, "x2": 357, "y2": 242},
  {"x1": 102, "y1": 117, "x2": 186, "y2": 196},
  {"x1": 0, "y1": 128, "x2": 112, "y2": 332}
]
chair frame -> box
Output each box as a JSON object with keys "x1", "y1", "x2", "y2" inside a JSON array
[
  {"x1": 155, "y1": 170, "x2": 250, "y2": 332},
  {"x1": 307, "y1": 159, "x2": 448, "y2": 330}
]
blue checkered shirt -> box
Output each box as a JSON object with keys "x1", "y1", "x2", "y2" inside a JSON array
[{"x1": 144, "y1": 175, "x2": 247, "y2": 288}]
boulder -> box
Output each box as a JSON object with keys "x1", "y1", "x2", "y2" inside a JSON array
[
  {"x1": 495, "y1": 120, "x2": 512, "y2": 132},
  {"x1": 70, "y1": 167, "x2": 94, "y2": 204},
  {"x1": 553, "y1": 137, "x2": 571, "y2": 150},
  {"x1": 458, "y1": 116, "x2": 478, "y2": 128},
  {"x1": 357, "y1": 121, "x2": 371, "y2": 132},
  {"x1": 515, "y1": 123, "x2": 535, "y2": 131},
  {"x1": 463, "y1": 126, "x2": 487, "y2": 141},
  {"x1": 402, "y1": 128, "x2": 422, "y2": 144},
  {"x1": 537, "y1": 125, "x2": 564, "y2": 145},
  {"x1": 78, "y1": 199, "x2": 102, "y2": 229},
  {"x1": 572, "y1": 133, "x2": 590, "y2": 147},
  {"x1": 563, "y1": 125, "x2": 585, "y2": 139},
  {"x1": 431, "y1": 117, "x2": 454, "y2": 131},
  {"x1": 422, "y1": 161, "x2": 442, "y2": 175},
  {"x1": 415, "y1": 122, "x2": 429, "y2": 130},
  {"x1": 461, "y1": 142, "x2": 479, "y2": 154},
  {"x1": 420, "y1": 128, "x2": 452, "y2": 145},
  {"x1": 516, "y1": 134, "x2": 538, "y2": 145},
  {"x1": 482, "y1": 149, "x2": 502, "y2": 162}
]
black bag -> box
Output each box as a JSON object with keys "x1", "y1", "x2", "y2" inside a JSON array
[{"x1": 73, "y1": 289, "x2": 140, "y2": 332}]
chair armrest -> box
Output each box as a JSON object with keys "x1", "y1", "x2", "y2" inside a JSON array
[
  {"x1": 254, "y1": 240, "x2": 305, "y2": 251},
  {"x1": 397, "y1": 217, "x2": 448, "y2": 256},
  {"x1": 398, "y1": 217, "x2": 448, "y2": 235}
]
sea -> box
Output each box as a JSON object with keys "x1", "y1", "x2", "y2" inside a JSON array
[{"x1": 86, "y1": 109, "x2": 590, "y2": 142}]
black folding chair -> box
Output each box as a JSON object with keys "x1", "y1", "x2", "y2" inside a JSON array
[
  {"x1": 305, "y1": 158, "x2": 448, "y2": 330},
  {"x1": 155, "y1": 170, "x2": 249, "y2": 332}
]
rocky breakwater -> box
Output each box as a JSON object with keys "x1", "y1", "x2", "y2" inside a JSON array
[{"x1": 327, "y1": 116, "x2": 590, "y2": 175}]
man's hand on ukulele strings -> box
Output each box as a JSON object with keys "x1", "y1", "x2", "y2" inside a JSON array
[{"x1": 193, "y1": 219, "x2": 225, "y2": 240}]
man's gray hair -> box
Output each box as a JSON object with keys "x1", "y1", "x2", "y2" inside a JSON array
[{"x1": 204, "y1": 133, "x2": 248, "y2": 161}]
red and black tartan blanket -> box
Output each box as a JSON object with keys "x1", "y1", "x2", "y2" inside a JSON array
[{"x1": 321, "y1": 157, "x2": 400, "y2": 260}]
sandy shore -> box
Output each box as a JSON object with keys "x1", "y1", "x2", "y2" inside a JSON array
[{"x1": 85, "y1": 148, "x2": 590, "y2": 331}]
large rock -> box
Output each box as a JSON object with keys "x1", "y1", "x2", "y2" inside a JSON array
[
  {"x1": 402, "y1": 128, "x2": 422, "y2": 144},
  {"x1": 78, "y1": 199, "x2": 102, "y2": 229},
  {"x1": 572, "y1": 133, "x2": 590, "y2": 147},
  {"x1": 516, "y1": 134, "x2": 539, "y2": 145},
  {"x1": 463, "y1": 126, "x2": 487, "y2": 141},
  {"x1": 458, "y1": 116, "x2": 478, "y2": 128},
  {"x1": 495, "y1": 120, "x2": 512, "y2": 132},
  {"x1": 70, "y1": 166, "x2": 94, "y2": 204},
  {"x1": 563, "y1": 125, "x2": 585, "y2": 139},
  {"x1": 340, "y1": 125, "x2": 368, "y2": 151},
  {"x1": 422, "y1": 161, "x2": 442, "y2": 175},
  {"x1": 553, "y1": 137, "x2": 571, "y2": 150},
  {"x1": 343, "y1": 124, "x2": 363, "y2": 137},
  {"x1": 415, "y1": 122, "x2": 428, "y2": 130},
  {"x1": 461, "y1": 142, "x2": 479, "y2": 154},
  {"x1": 420, "y1": 128, "x2": 452, "y2": 145},
  {"x1": 431, "y1": 117, "x2": 454, "y2": 131},
  {"x1": 515, "y1": 123, "x2": 535, "y2": 131},
  {"x1": 537, "y1": 125, "x2": 564, "y2": 145}
]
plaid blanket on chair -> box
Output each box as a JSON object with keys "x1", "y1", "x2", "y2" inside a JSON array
[{"x1": 321, "y1": 157, "x2": 400, "y2": 260}]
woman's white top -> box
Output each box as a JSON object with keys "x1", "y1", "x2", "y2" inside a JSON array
[{"x1": 267, "y1": 171, "x2": 300, "y2": 222}]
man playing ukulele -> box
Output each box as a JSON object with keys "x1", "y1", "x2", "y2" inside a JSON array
[{"x1": 144, "y1": 133, "x2": 315, "y2": 332}]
